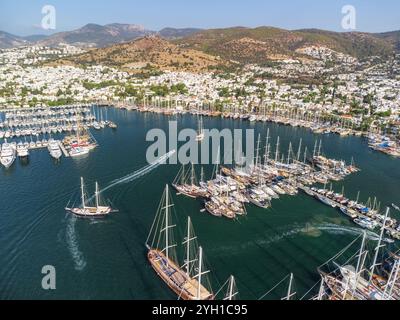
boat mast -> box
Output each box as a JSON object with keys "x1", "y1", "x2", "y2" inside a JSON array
[
  {"x1": 275, "y1": 137, "x2": 280, "y2": 162},
  {"x1": 317, "y1": 276, "x2": 325, "y2": 300},
  {"x1": 369, "y1": 208, "x2": 389, "y2": 283},
  {"x1": 224, "y1": 275, "x2": 238, "y2": 300},
  {"x1": 284, "y1": 273, "x2": 295, "y2": 300},
  {"x1": 384, "y1": 258, "x2": 400, "y2": 299},
  {"x1": 191, "y1": 163, "x2": 195, "y2": 186},
  {"x1": 80, "y1": 177, "x2": 85, "y2": 208},
  {"x1": 197, "y1": 246, "x2": 204, "y2": 300},
  {"x1": 352, "y1": 231, "x2": 367, "y2": 297},
  {"x1": 95, "y1": 182, "x2": 99, "y2": 208},
  {"x1": 183, "y1": 217, "x2": 197, "y2": 277},
  {"x1": 165, "y1": 185, "x2": 170, "y2": 264},
  {"x1": 297, "y1": 138, "x2": 302, "y2": 161}
]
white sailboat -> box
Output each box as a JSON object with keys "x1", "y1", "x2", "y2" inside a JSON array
[{"x1": 65, "y1": 177, "x2": 117, "y2": 218}]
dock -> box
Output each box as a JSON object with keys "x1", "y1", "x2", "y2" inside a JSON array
[{"x1": 59, "y1": 141, "x2": 70, "y2": 157}]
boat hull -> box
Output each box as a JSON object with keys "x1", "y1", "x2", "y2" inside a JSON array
[{"x1": 147, "y1": 249, "x2": 214, "y2": 301}]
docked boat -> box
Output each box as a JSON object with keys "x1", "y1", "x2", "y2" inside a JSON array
[
  {"x1": 146, "y1": 186, "x2": 214, "y2": 300},
  {"x1": 353, "y1": 217, "x2": 377, "y2": 230},
  {"x1": 65, "y1": 177, "x2": 117, "y2": 218},
  {"x1": 16, "y1": 142, "x2": 29, "y2": 158},
  {"x1": 245, "y1": 187, "x2": 271, "y2": 209},
  {"x1": 0, "y1": 142, "x2": 16, "y2": 168},
  {"x1": 48, "y1": 139, "x2": 62, "y2": 160},
  {"x1": 69, "y1": 146, "x2": 90, "y2": 157}
]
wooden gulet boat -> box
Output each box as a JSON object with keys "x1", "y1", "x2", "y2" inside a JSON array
[
  {"x1": 146, "y1": 185, "x2": 214, "y2": 300},
  {"x1": 65, "y1": 177, "x2": 117, "y2": 218}
]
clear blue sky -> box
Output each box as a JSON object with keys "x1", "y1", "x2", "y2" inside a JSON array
[{"x1": 0, "y1": 0, "x2": 399, "y2": 36}]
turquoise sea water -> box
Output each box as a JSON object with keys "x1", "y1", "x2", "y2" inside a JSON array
[{"x1": 0, "y1": 107, "x2": 399, "y2": 300}]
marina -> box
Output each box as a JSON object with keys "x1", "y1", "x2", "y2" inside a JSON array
[
  {"x1": 0, "y1": 105, "x2": 117, "y2": 167},
  {"x1": 0, "y1": 106, "x2": 399, "y2": 300},
  {"x1": 107, "y1": 100, "x2": 400, "y2": 159}
]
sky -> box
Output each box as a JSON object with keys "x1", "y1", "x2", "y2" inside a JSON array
[{"x1": 0, "y1": 0, "x2": 399, "y2": 36}]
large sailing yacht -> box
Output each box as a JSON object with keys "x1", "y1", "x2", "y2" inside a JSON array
[
  {"x1": 172, "y1": 164, "x2": 209, "y2": 199},
  {"x1": 65, "y1": 177, "x2": 117, "y2": 218},
  {"x1": 146, "y1": 185, "x2": 214, "y2": 300}
]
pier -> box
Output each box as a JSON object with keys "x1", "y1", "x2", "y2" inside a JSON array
[{"x1": 59, "y1": 141, "x2": 70, "y2": 158}]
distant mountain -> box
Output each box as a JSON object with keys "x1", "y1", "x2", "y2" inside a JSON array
[
  {"x1": 159, "y1": 28, "x2": 202, "y2": 39},
  {"x1": 22, "y1": 34, "x2": 48, "y2": 42},
  {"x1": 52, "y1": 35, "x2": 226, "y2": 73},
  {"x1": 37, "y1": 23, "x2": 155, "y2": 48},
  {"x1": 175, "y1": 26, "x2": 395, "y2": 63},
  {"x1": 0, "y1": 31, "x2": 28, "y2": 49},
  {"x1": 375, "y1": 30, "x2": 400, "y2": 51}
]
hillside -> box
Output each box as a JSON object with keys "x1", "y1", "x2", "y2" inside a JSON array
[
  {"x1": 53, "y1": 35, "x2": 227, "y2": 73},
  {"x1": 37, "y1": 23, "x2": 155, "y2": 48},
  {"x1": 175, "y1": 27, "x2": 395, "y2": 63},
  {"x1": 159, "y1": 28, "x2": 202, "y2": 39},
  {"x1": 375, "y1": 30, "x2": 400, "y2": 51},
  {"x1": 0, "y1": 31, "x2": 29, "y2": 49}
]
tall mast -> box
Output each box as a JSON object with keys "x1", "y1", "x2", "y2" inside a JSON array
[
  {"x1": 95, "y1": 182, "x2": 99, "y2": 208},
  {"x1": 317, "y1": 276, "x2": 325, "y2": 300},
  {"x1": 183, "y1": 217, "x2": 197, "y2": 277},
  {"x1": 224, "y1": 275, "x2": 238, "y2": 300},
  {"x1": 352, "y1": 231, "x2": 367, "y2": 297},
  {"x1": 318, "y1": 140, "x2": 322, "y2": 157},
  {"x1": 384, "y1": 258, "x2": 400, "y2": 299},
  {"x1": 369, "y1": 208, "x2": 389, "y2": 283},
  {"x1": 313, "y1": 140, "x2": 318, "y2": 158},
  {"x1": 80, "y1": 177, "x2": 85, "y2": 208},
  {"x1": 165, "y1": 185, "x2": 170, "y2": 264},
  {"x1": 284, "y1": 273, "x2": 295, "y2": 300},
  {"x1": 275, "y1": 136, "x2": 280, "y2": 162},
  {"x1": 255, "y1": 134, "x2": 261, "y2": 168},
  {"x1": 197, "y1": 246, "x2": 204, "y2": 300},
  {"x1": 297, "y1": 138, "x2": 302, "y2": 161},
  {"x1": 191, "y1": 163, "x2": 195, "y2": 186}
]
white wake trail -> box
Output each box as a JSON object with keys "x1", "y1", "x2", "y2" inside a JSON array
[
  {"x1": 66, "y1": 215, "x2": 87, "y2": 271},
  {"x1": 93, "y1": 150, "x2": 176, "y2": 198}
]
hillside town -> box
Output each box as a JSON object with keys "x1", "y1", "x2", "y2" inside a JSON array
[{"x1": 0, "y1": 44, "x2": 399, "y2": 155}]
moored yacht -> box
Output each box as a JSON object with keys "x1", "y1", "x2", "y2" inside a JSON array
[
  {"x1": 16, "y1": 142, "x2": 29, "y2": 158},
  {"x1": 0, "y1": 142, "x2": 15, "y2": 168},
  {"x1": 1, "y1": 142, "x2": 16, "y2": 168},
  {"x1": 48, "y1": 139, "x2": 62, "y2": 160}
]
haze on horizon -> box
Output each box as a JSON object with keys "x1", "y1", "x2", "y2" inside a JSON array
[{"x1": 0, "y1": 0, "x2": 399, "y2": 36}]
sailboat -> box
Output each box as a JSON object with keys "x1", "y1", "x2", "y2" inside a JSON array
[
  {"x1": 65, "y1": 177, "x2": 117, "y2": 218},
  {"x1": 146, "y1": 185, "x2": 214, "y2": 300},
  {"x1": 195, "y1": 117, "x2": 205, "y2": 142},
  {"x1": 172, "y1": 164, "x2": 209, "y2": 199}
]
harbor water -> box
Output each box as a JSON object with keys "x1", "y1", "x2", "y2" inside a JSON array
[{"x1": 0, "y1": 107, "x2": 399, "y2": 300}]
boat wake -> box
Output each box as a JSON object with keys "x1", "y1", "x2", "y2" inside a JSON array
[
  {"x1": 211, "y1": 222, "x2": 386, "y2": 255},
  {"x1": 66, "y1": 215, "x2": 87, "y2": 271},
  {"x1": 94, "y1": 150, "x2": 176, "y2": 197}
]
